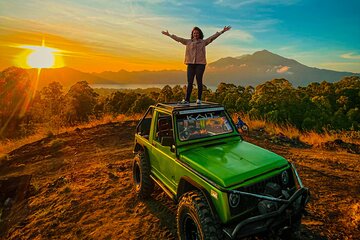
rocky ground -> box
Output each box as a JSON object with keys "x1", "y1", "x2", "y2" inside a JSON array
[{"x1": 0, "y1": 121, "x2": 359, "y2": 239}]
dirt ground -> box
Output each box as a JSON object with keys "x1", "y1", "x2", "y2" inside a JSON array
[{"x1": 0, "y1": 121, "x2": 359, "y2": 239}]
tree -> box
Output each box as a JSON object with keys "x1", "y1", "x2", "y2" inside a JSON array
[
  {"x1": 158, "y1": 85, "x2": 173, "y2": 102},
  {"x1": 346, "y1": 108, "x2": 360, "y2": 130},
  {"x1": 119, "y1": 92, "x2": 139, "y2": 113},
  {"x1": 172, "y1": 85, "x2": 184, "y2": 101},
  {"x1": 63, "y1": 81, "x2": 98, "y2": 124},
  {"x1": 250, "y1": 78, "x2": 293, "y2": 118},
  {"x1": 0, "y1": 67, "x2": 31, "y2": 138},
  {"x1": 130, "y1": 95, "x2": 156, "y2": 113},
  {"x1": 235, "y1": 86, "x2": 254, "y2": 113},
  {"x1": 39, "y1": 82, "x2": 64, "y2": 122},
  {"x1": 202, "y1": 85, "x2": 212, "y2": 101},
  {"x1": 222, "y1": 92, "x2": 238, "y2": 112},
  {"x1": 104, "y1": 91, "x2": 124, "y2": 114},
  {"x1": 214, "y1": 83, "x2": 238, "y2": 103}
]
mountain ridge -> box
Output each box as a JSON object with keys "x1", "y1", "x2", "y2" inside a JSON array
[{"x1": 3, "y1": 50, "x2": 358, "y2": 89}]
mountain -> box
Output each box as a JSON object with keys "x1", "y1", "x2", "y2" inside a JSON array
[
  {"x1": 25, "y1": 67, "x2": 113, "y2": 89},
  {"x1": 12, "y1": 50, "x2": 358, "y2": 89},
  {"x1": 206, "y1": 50, "x2": 359, "y2": 86},
  {"x1": 93, "y1": 69, "x2": 184, "y2": 85},
  {"x1": 92, "y1": 50, "x2": 359, "y2": 87}
]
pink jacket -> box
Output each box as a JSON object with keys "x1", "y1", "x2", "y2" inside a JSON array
[{"x1": 170, "y1": 31, "x2": 222, "y2": 65}]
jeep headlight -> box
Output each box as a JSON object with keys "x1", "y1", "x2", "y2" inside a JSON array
[
  {"x1": 229, "y1": 193, "x2": 240, "y2": 208},
  {"x1": 281, "y1": 170, "x2": 289, "y2": 185}
]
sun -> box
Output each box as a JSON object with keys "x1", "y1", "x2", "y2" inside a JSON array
[
  {"x1": 16, "y1": 39, "x2": 64, "y2": 69},
  {"x1": 27, "y1": 46, "x2": 55, "y2": 68}
]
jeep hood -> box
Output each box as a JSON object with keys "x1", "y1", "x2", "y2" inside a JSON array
[{"x1": 179, "y1": 140, "x2": 288, "y2": 188}]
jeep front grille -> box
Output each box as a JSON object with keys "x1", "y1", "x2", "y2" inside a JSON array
[{"x1": 229, "y1": 168, "x2": 295, "y2": 217}]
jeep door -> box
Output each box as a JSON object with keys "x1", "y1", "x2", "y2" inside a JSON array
[
  {"x1": 136, "y1": 107, "x2": 161, "y2": 172},
  {"x1": 149, "y1": 110, "x2": 177, "y2": 193}
]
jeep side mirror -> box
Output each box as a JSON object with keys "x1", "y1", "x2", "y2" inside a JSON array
[{"x1": 161, "y1": 136, "x2": 174, "y2": 147}]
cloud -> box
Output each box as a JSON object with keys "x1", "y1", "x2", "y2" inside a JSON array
[
  {"x1": 276, "y1": 65, "x2": 290, "y2": 73},
  {"x1": 0, "y1": 2, "x2": 189, "y2": 57},
  {"x1": 218, "y1": 29, "x2": 254, "y2": 42},
  {"x1": 214, "y1": 0, "x2": 299, "y2": 9},
  {"x1": 1, "y1": 0, "x2": 222, "y2": 71},
  {"x1": 320, "y1": 62, "x2": 360, "y2": 73},
  {"x1": 340, "y1": 53, "x2": 360, "y2": 60}
]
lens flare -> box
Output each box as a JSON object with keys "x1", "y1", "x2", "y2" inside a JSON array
[
  {"x1": 26, "y1": 46, "x2": 55, "y2": 68},
  {"x1": 15, "y1": 39, "x2": 64, "y2": 69}
]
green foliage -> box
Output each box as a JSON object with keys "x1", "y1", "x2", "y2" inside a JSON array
[
  {"x1": 130, "y1": 95, "x2": 156, "y2": 113},
  {"x1": 63, "y1": 81, "x2": 99, "y2": 124},
  {"x1": 157, "y1": 85, "x2": 173, "y2": 102},
  {"x1": 0, "y1": 67, "x2": 31, "y2": 138},
  {"x1": 212, "y1": 76, "x2": 359, "y2": 132},
  {"x1": 1, "y1": 66, "x2": 359, "y2": 139},
  {"x1": 172, "y1": 85, "x2": 185, "y2": 101}
]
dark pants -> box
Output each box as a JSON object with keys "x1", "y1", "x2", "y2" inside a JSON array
[{"x1": 185, "y1": 64, "x2": 206, "y2": 102}]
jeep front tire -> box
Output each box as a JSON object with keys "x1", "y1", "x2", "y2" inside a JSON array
[
  {"x1": 132, "y1": 151, "x2": 154, "y2": 198},
  {"x1": 177, "y1": 191, "x2": 222, "y2": 240}
]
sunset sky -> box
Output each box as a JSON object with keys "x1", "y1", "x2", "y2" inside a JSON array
[{"x1": 0, "y1": 0, "x2": 359, "y2": 73}]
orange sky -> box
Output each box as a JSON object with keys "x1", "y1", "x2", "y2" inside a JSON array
[
  {"x1": 0, "y1": 32, "x2": 186, "y2": 72},
  {"x1": 1, "y1": 1, "x2": 359, "y2": 73}
]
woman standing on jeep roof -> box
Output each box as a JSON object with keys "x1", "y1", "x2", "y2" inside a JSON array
[{"x1": 162, "y1": 26, "x2": 231, "y2": 104}]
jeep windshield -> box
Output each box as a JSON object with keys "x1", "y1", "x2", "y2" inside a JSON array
[{"x1": 176, "y1": 108, "x2": 234, "y2": 141}]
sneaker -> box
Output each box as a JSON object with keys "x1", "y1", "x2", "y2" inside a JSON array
[
  {"x1": 180, "y1": 99, "x2": 189, "y2": 104},
  {"x1": 196, "y1": 99, "x2": 202, "y2": 104}
]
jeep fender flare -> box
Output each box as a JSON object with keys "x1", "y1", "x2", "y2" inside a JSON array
[
  {"x1": 133, "y1": 142, "x2": 151, "y2": 161},
  {"x1": 134, "y1": 141, "x2": 143, "y2": 153},
  {"x1": 177, "y1": 176, "x2": 220, "y2": 222}
]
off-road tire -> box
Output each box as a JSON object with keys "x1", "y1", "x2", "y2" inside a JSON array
[
  {"x1": 132, "y1": 151, "x2": 154, "y2": 199},
  {"x1": 279, "y1": 219, "x2": 301, "y2": 240},
  {"x1": 177, "y1": 190, "x2": 223, "y2": 240}
]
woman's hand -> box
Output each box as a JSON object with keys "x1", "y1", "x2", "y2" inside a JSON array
[
  {"x1": 161, "y1": 30, "x2": 170, "y2": 36},
  {"x1": 222, "y1": 26, "x2": 231, "y2": 33}
]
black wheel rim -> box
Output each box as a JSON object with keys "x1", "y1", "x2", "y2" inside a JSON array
[{"x1": 184, "y1": 214, "x2": 200, "y2": 240}]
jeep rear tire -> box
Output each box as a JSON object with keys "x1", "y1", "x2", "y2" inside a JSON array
[
  {"x1": 132, "y1": 151, "x2": 154, "y2": 198},
  {"x1": 177, "y1": 191, "x2": 222, "y2": 240}
]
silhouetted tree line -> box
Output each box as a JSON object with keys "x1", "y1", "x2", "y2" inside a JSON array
[
  {"x1": 0, "y1": 67, "x2": 359, "y2": 139},
  {"x1": 210, "y1": 77, "x2": 360, "y2": 131}
]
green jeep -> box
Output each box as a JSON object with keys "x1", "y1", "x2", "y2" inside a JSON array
[{"x1": 132, "y1": 102, "x2": 309, "y2": 239}]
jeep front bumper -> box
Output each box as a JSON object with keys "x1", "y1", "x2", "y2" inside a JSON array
[{"x1": 223, "y1": 186, "x2": 309, "y2": 239}]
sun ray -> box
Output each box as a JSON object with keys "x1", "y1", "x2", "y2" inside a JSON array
[
  {"x1": 8, "y1": 39, "x2": 66, "y2": 121},
  {"x1": 14, "y1": 39, "x2": 65, "y2": 69}
]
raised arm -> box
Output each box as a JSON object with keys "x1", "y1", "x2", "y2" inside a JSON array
[
  {"x1": 204, "y1": 25, "x2": 231, "y2": 46},
  {"x1": 161, "y1": 30, "x2": 189, "y2": 45}
]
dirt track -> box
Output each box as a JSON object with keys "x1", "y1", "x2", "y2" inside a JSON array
[{"x1": 0, "y1": 121, "x2": 359, "y2": 239}]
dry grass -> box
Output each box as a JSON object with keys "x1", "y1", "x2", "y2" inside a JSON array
[
  {"x1": 233, "y1": 113, "x2": 300, "y2": 137},
  {"x1": 58, "y1": 114, "x2": 141, "y2": 133},
  {"x1": 233, "y1": 112, "x2": 360, "y2": 147},
  {"x1": 0, "y1": 114, "x2": 141, "y2": 155},
  {"x1": 301, "y1": 130, "x2": 360, "y2": 146},
  {"x1": 0, "y1": 132, "x2": 48, "y2": 156},
  {"x1": 1, "y1": 112, "x2": 359, "y2": 155}
]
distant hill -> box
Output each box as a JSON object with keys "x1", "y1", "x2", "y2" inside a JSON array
[
  {"x1": 25, "y1": 67, "x2": 113, "y2": 89},
  {"x1": 206, "y1": 50, "x2": 359, "y2": 86},
  {"x1": 93, "y1": 69, "x2": 184, "y2": 85},
  {"x1": 14, "y1": 50, "x2": 359, "y2": 88}
]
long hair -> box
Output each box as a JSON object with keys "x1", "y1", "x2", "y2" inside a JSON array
[{"x1": 191, "y1": 27, "x2": 204, "y2": 39}]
